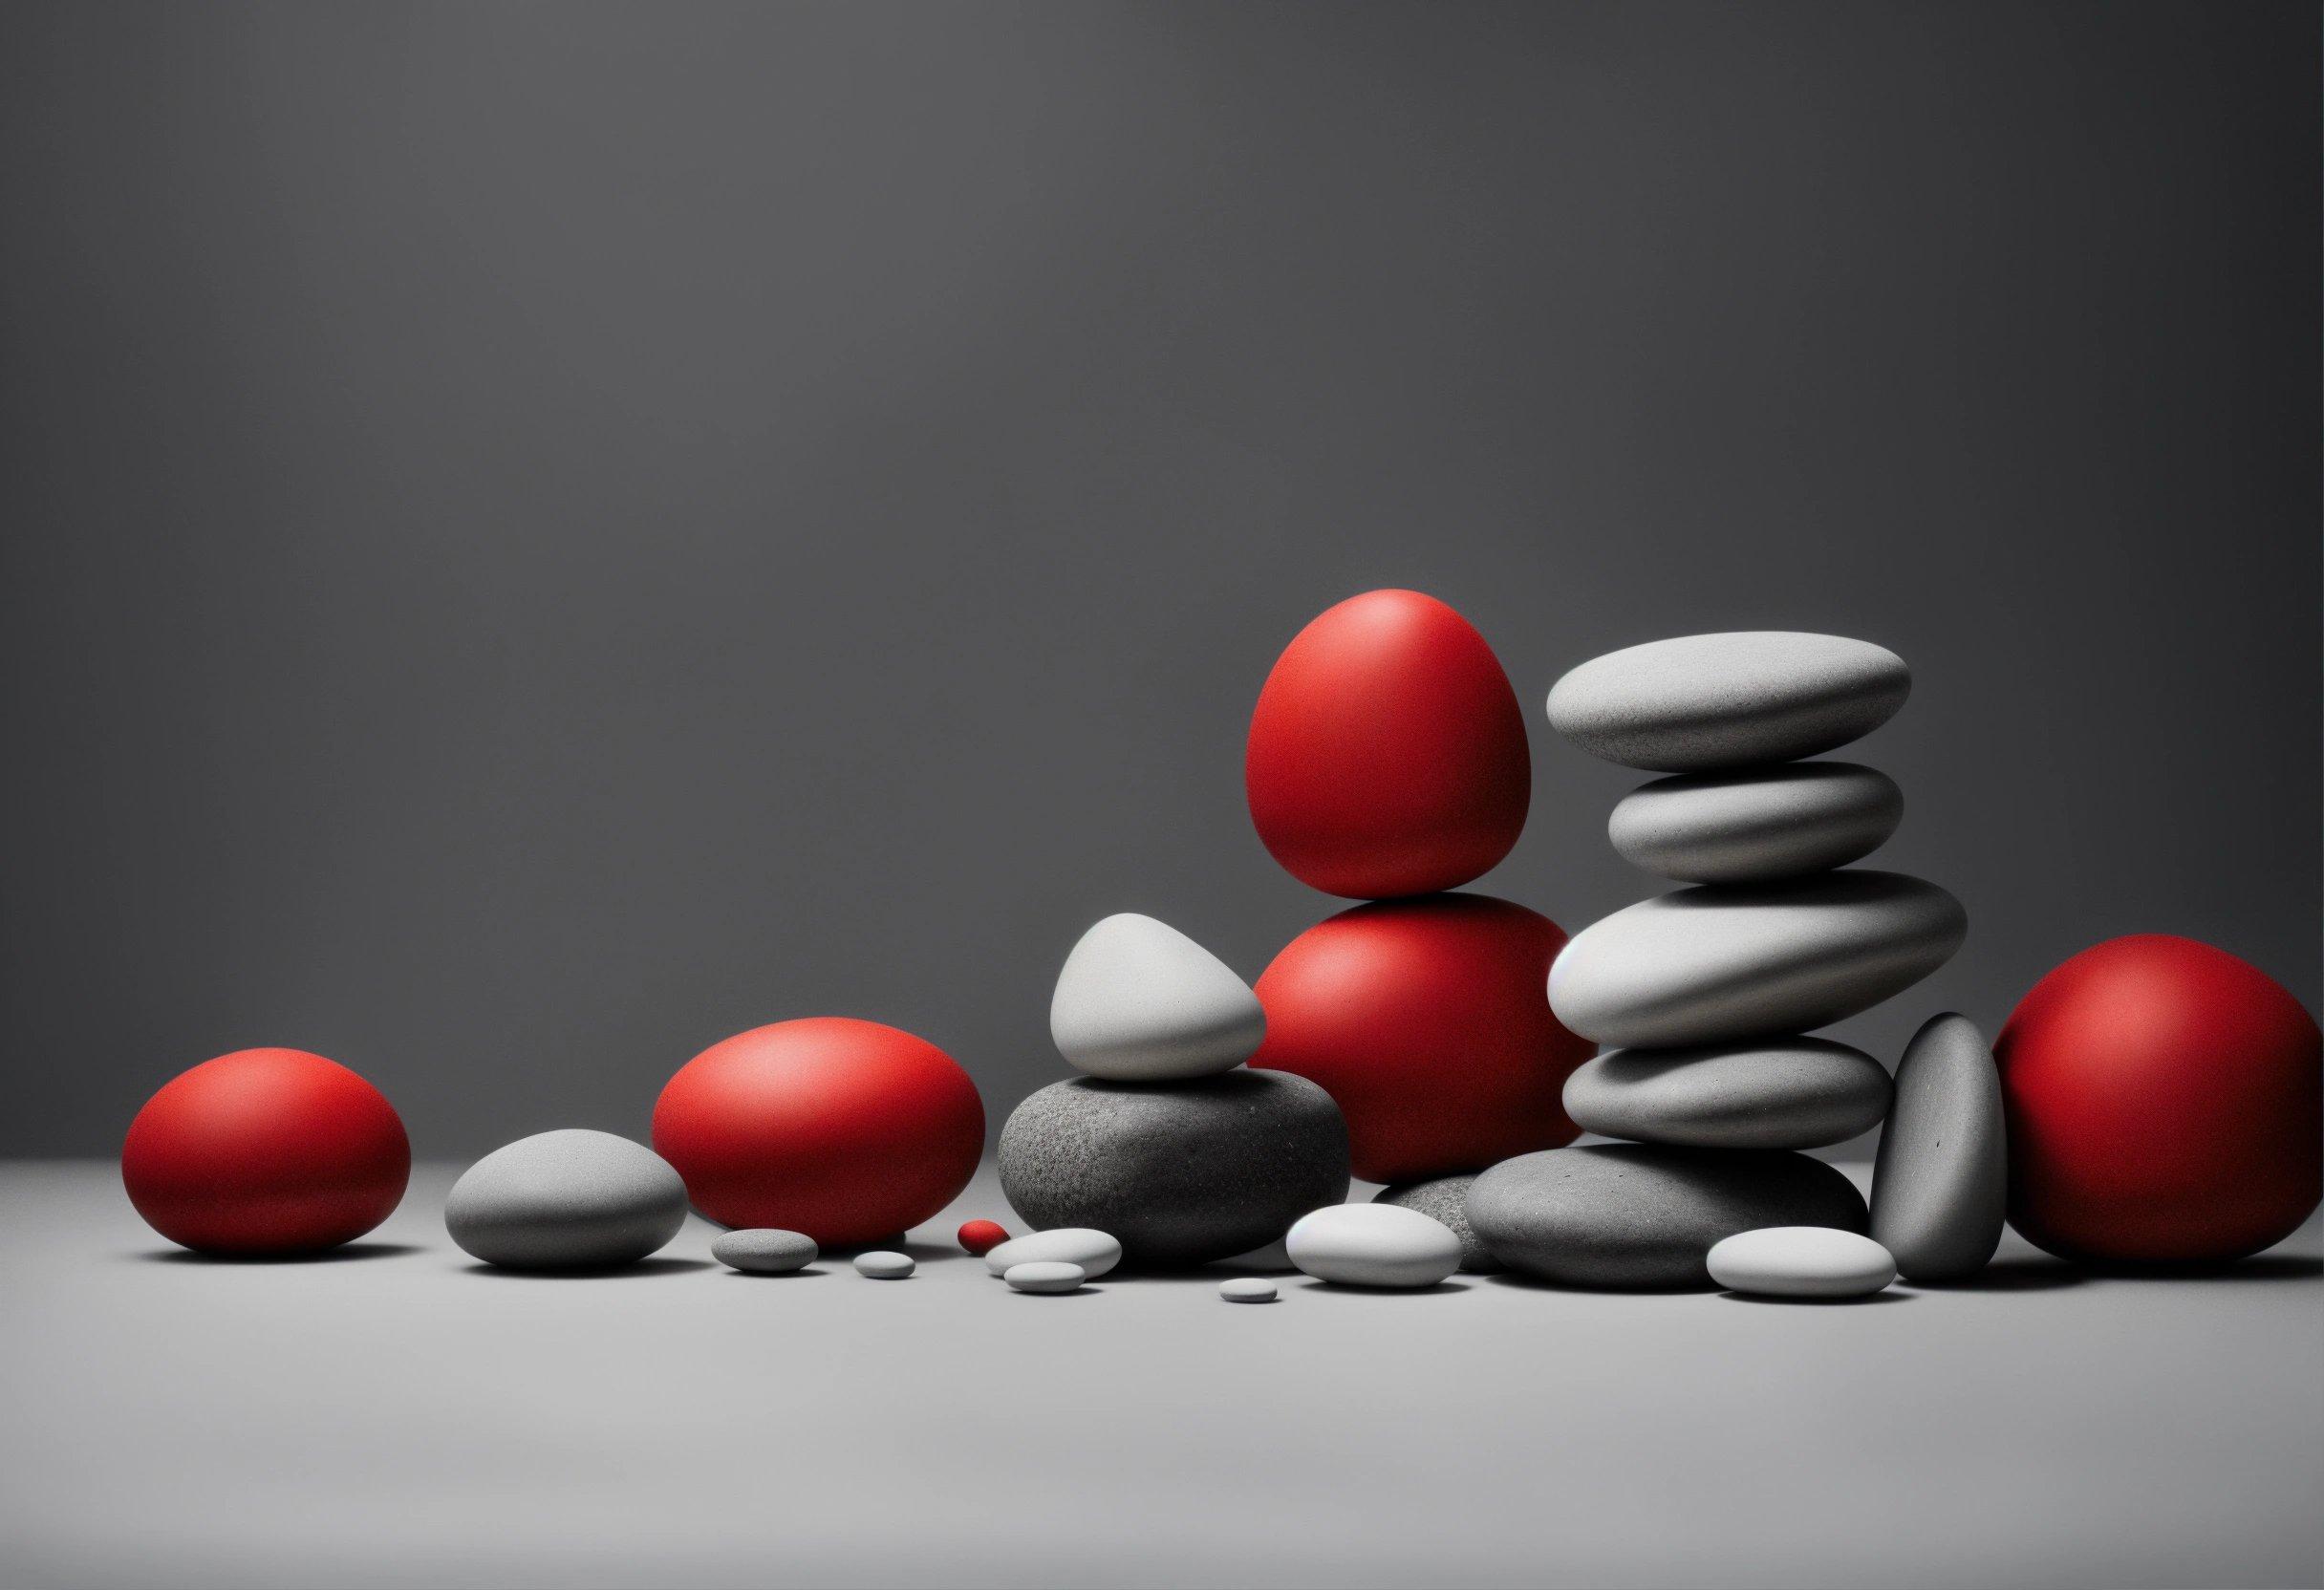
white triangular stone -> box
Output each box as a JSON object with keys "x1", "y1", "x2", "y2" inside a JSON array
[{"x1": 1049, "y1": 913, "x2": 1265, "y2": 1081}]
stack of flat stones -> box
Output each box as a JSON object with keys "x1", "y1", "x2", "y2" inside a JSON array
[
  {"x1": 998, "y1": 913, "x2": 1350, "y2": 1268},
  {"x1": 1469, "y1": 633, "x2": 1969, "y2": 1290}
]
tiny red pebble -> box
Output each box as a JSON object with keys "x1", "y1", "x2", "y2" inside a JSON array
[{"x1": 958, "y1": 1219, "x2": 1009, "y2": 1256}]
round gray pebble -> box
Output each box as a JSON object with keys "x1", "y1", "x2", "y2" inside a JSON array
[
  {"x1": 444, "y1": 1128, "x2": 688, "y2": 1271},
  {"x1": 710, "y1": 1229, "x2": 819, "y2": 1274},
  {"x1": 1219, "y1": 1278, "x2": 1278, "y2": 1303},
  {"x1": 853, "y1": 1251, "x2": 915, "y2": 1278},
  {"x1": 1002, "y1": 1260, "x2": 1087, "y2": 1294}
]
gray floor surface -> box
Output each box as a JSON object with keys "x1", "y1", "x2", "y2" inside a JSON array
[{"x1": 2, "y1": 1161, "x2": 2317, "y2": 1590}]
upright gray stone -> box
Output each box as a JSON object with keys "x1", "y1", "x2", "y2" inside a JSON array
[{"x1": 1871, "y1": 1013, "x2": 2006, "y2": 1282}]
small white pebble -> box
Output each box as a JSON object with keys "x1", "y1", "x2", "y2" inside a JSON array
[
  {"x1": 853, "y1": 1251, "x2": 915, "y2": 1279},
  {"x1": 1003, "y1": 1260, "x2": 1087, "y2": 1294},
  {"x1": 1219, "y1": 1278, "x2": 1278, "y2": 1303}
]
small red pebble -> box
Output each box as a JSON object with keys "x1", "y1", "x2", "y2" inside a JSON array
[{"x1": 958, "y1": 1219, "x2": 1009, "y2": 1257}]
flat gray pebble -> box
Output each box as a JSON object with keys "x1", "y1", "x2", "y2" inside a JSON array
[
  {"x1": 710, "y1": 1229, "x2": 818, "y2": 1274},
  {"x1": 1608, "y1": 762, "x2": 1904, "y2": 884},
  {"x1": 1219, "y1": 1278, "x2": 1279, "y2": 1303},
  {"x1": 1562, "y1": 1038, "x2": 1892, "y2": 1150},
  {"x1": 1467, "y1": 1144, "x2": 1870, "y2": 1289},
  {"x1": 1548, "y1": 870, "x2": 1966, "y2": 1049},
  {"x1": 1002, "y1": 1260, "x2": 1087, "y2": 1294},
  {"x1": 1546, "y1": 632, "x2": 1910, "y2": 773},
  {"x1": 853, "y1": 1251, "x2": 915, "y2": 1278}
]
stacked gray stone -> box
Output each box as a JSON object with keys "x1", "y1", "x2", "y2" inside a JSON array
[
  {"x1": 1468, "y1": 633, "x2": 1967, "y2": 1289},
  {"x1": 997, "y1": 913, "x2": 1350, "y2": 1268}
]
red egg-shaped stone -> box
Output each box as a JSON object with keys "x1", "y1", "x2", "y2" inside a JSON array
[
  {"x1": 957, "y1": 1219, "x2": 1009, "y2": 1256},
  {"x1": 1997, "y1": 935, "x2": 2320, "y2": 1265},
  {"x1": 1246, "y1": 590, "x2": 1531, "y2": 899},
  {"x1": 1252, "y1": 893, "x2": 1593, "y2": 1182},
  {"x1": 653, "y1": 1018, "x2": 984, "y2": 1246},
  {"x1": 121, "y1": 1047, "x2": 411, "y2": 1255}
]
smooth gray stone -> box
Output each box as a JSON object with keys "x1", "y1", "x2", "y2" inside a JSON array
[
  {"x1": 1547, "y1": 870, "x2": 1967, "y2": 1049},
  {"x1": 710, "y1": 1229, "x2": 817, "y2": 1274},
  {"x1": 1707, "y1": 1227, "x2": 1897, "y2": 1299},
  {"x1": 999, "y1": 1070, "x2": 1349, "y2": 1268},
  {"x1": 1562, "y1": 1038, "x2": 1893, "y2": 1150},
  {"x1": 852, "y1": 1251, "x2": 914, "y2": 1278},
  {"x1": 1466, "y1": 1144, "x2": 1870, "y2": 1289},
  {"x1": 1547, "y1": 632, "x2": 1910, "y2": 773},
  {"x1": 983, "y1": 1228, "x2": 1123, "y2": 1278},
  {"x1": 1286, "y1": 1204, "x2": 1462, "y2": 1288},
  {"x1": 445, "y1": 1129, "x2": 688, "y2": 1271},
  {"x1": 1218, "y1": 1278, "x2": 1279, "y2": 1303},
  {"x1": 1608, "y1": 763, "x2": 1904, "y2": 884},
  {"x1": 1002, "y1": 1260, "x2": 1087, "y2": 1294},
  {"x1": 1373, "y1": 1176, "x2": 1500, "y2": 1273},
  {"x1": 1872, "y1": 1013, "x2": 2007, "y2": 1282},
  {"x1": 1049, "y1": 913, "x2": 1265, "y2": 1081}
]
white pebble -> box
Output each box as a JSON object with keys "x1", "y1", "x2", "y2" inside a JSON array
[
  {"x1": 1002, "y1": 1260, "x2": 1087, "y2": 1294},
  {"x1": 1707, "y1": 1226, "x2": 1895, "y2": 1299},
  {"x1": 983, "y1": 1228, "x2": 1122, "y2": 1278},
  {"x1": 853, "y1": 1251, "x2": 915, "y2": 1279},
  {"x1": 1219, "y1": 1278, "x2": 1278, "y2": 1303},
  {"x1": 1287, "y1": 1203, "x2": 1462, "y2": 1288}
]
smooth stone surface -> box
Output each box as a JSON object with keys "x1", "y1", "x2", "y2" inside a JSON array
[
  {"x1": 1468, "y1": 1144, "x2": 1871, "y2": 1289},
  {"x1": 1218, "y1": 1278, "x2": 1279, "y2": 1303},
  {"x1": 1872, "y1": 1012, "x2": 2007, "y2": 1281},
  {"x1": 1002, "y1": 1260, "x2": 1087, "y2": 1294},
  {"x1": 709, "y1": 1228, "x2": 818, "y2": 1274},
  {"x1": 1286, "y1": 1203, "x2": 1462, "y2": 1288},
  {"x1": 444, "y1": 1129, "x2": 688, "y2": 1270},
  {"x1": 1049, "y1": 913, "x2": 1266, "y2": 1081},
  {"x1": 1372, "y1": 1176, "x2": 1499, "y2": 1273},
  {"x1": 1548, "y1": 870, "x2": 1967, "y2": 1049},
  {"x1": 1546, "y1": 632, "x2": 1910, "y2": 773},
  {"x1": 1608, "y1": 763, "x2": 1904, "y2": 884},
  {"x1": 1000, "y1": 1071, "x2": 1349, "y2": 1267},
  {"x1": 1563, "y1": 1038, "x2": 1892, "y2": 1150},
  {"x1": 852, "y1": 1251, "x2": 914, "y2": 1278},
  {"x1": 1708, "y1": 1226, "x2": 1898, "y2": 1298},
  {"x1": 982, "y1": 1228, "x2": 1124, "y2": 1279}
]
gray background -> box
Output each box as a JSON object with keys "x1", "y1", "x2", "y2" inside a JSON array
[{"x1": 3, "y1": 1, "x2": 2316, "y2": 1158}]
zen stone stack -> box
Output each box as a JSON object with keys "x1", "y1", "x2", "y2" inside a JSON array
[
  {"x1": 1484, "y1": 633, "x2": 1971, "y2": 1290},
  {"x1": 998, "y1": 913, "x2": 1350, "y2": 1268}
]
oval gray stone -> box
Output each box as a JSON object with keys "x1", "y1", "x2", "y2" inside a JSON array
[
  {"x1": 1548, "y1": 870, "x2": 1967, "y2": 1049},
  {"x1": 1562, "y1": 1038, "x2": 1893, "y2": 1150},
  {"x1": 710, "y1": 1228, "x2": 818, "y2": 1274},
  {"x1": 1372, "y1": 1176, "x2": 1499, "y2": 1273},
  {"x1": 999, "y1": 1070, "x2": 1349, "y2": 1267},
  {"x1": 1546, "y1": 632, "x2": 1911, "y2": 773},
  {"x1": 853, "y1": 1251, "x2": 914, "y2": 1278},
  {"x1": 1467, "y1": 1144, "x2": 1870, "y2": 1289},
  {"x1": 1707, "y1": 1227, "x2": 1897, "y2": 1299},
  {"x1": 983, "y1": 1228, "x2": 1123, "y2": 1278},
  {"x1": 1219, "y1": 1278, "x2": 1279, "y2": 1303},
  {"x1": 1608, "y1": 763, "x2": 1903, "y2": 884},
  {"x1": 445, "y1": 1128, "x2": 688, "y2": 1271},
  {"x1": 1049, "y1": 913, "x2": 1265, "y2": 1081},
  {"x1": 1002, "y1": 1260, "x2": 1087, "y2": 1294},
  {"x1": 1286, "y1": 1203, "x2": 1462, "y2": 1288},
  {"x1": 1871, "y1": 1013, "x2": 2006, "y2": 1282}
]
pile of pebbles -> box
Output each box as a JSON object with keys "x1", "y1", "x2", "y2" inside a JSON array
[
  {"x1": 998, "y1": 913, "x2": 1350, "y2": 1268},
  {"x1": 1471, "y1": 633, "x2": 1969, "y2": 1292}
]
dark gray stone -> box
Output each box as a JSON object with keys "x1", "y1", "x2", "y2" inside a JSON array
[
  {"x1": 1373, "y1": 1175, "x2": 1500, "y2": 1273},
  {"x1": 1871, "y1": 1013, "x2": 2006, "y2": 1282},
  {"x1": 445, "y1": 1128, "x2": 688, "y2": 1271},
  {"x1": 1562, "y1": 1038, "x2": 1892, "y2": 1150},
  {"x1": 1546, "y1": 632, "x2": 1911, "y2": 773},
  {"x1": 710, "y1": 1228, "x2": 818, "y2": 1274},
  {"x1": 1466, "y1": 1144, "x2": 1870, "y2": 1289},
  {"x1": 1607, "y1": 762, "x2": 1904, "y2": 884},
  {"x1": 999, "y1": 1070, "x2": 1349, "y2": 1267}
]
